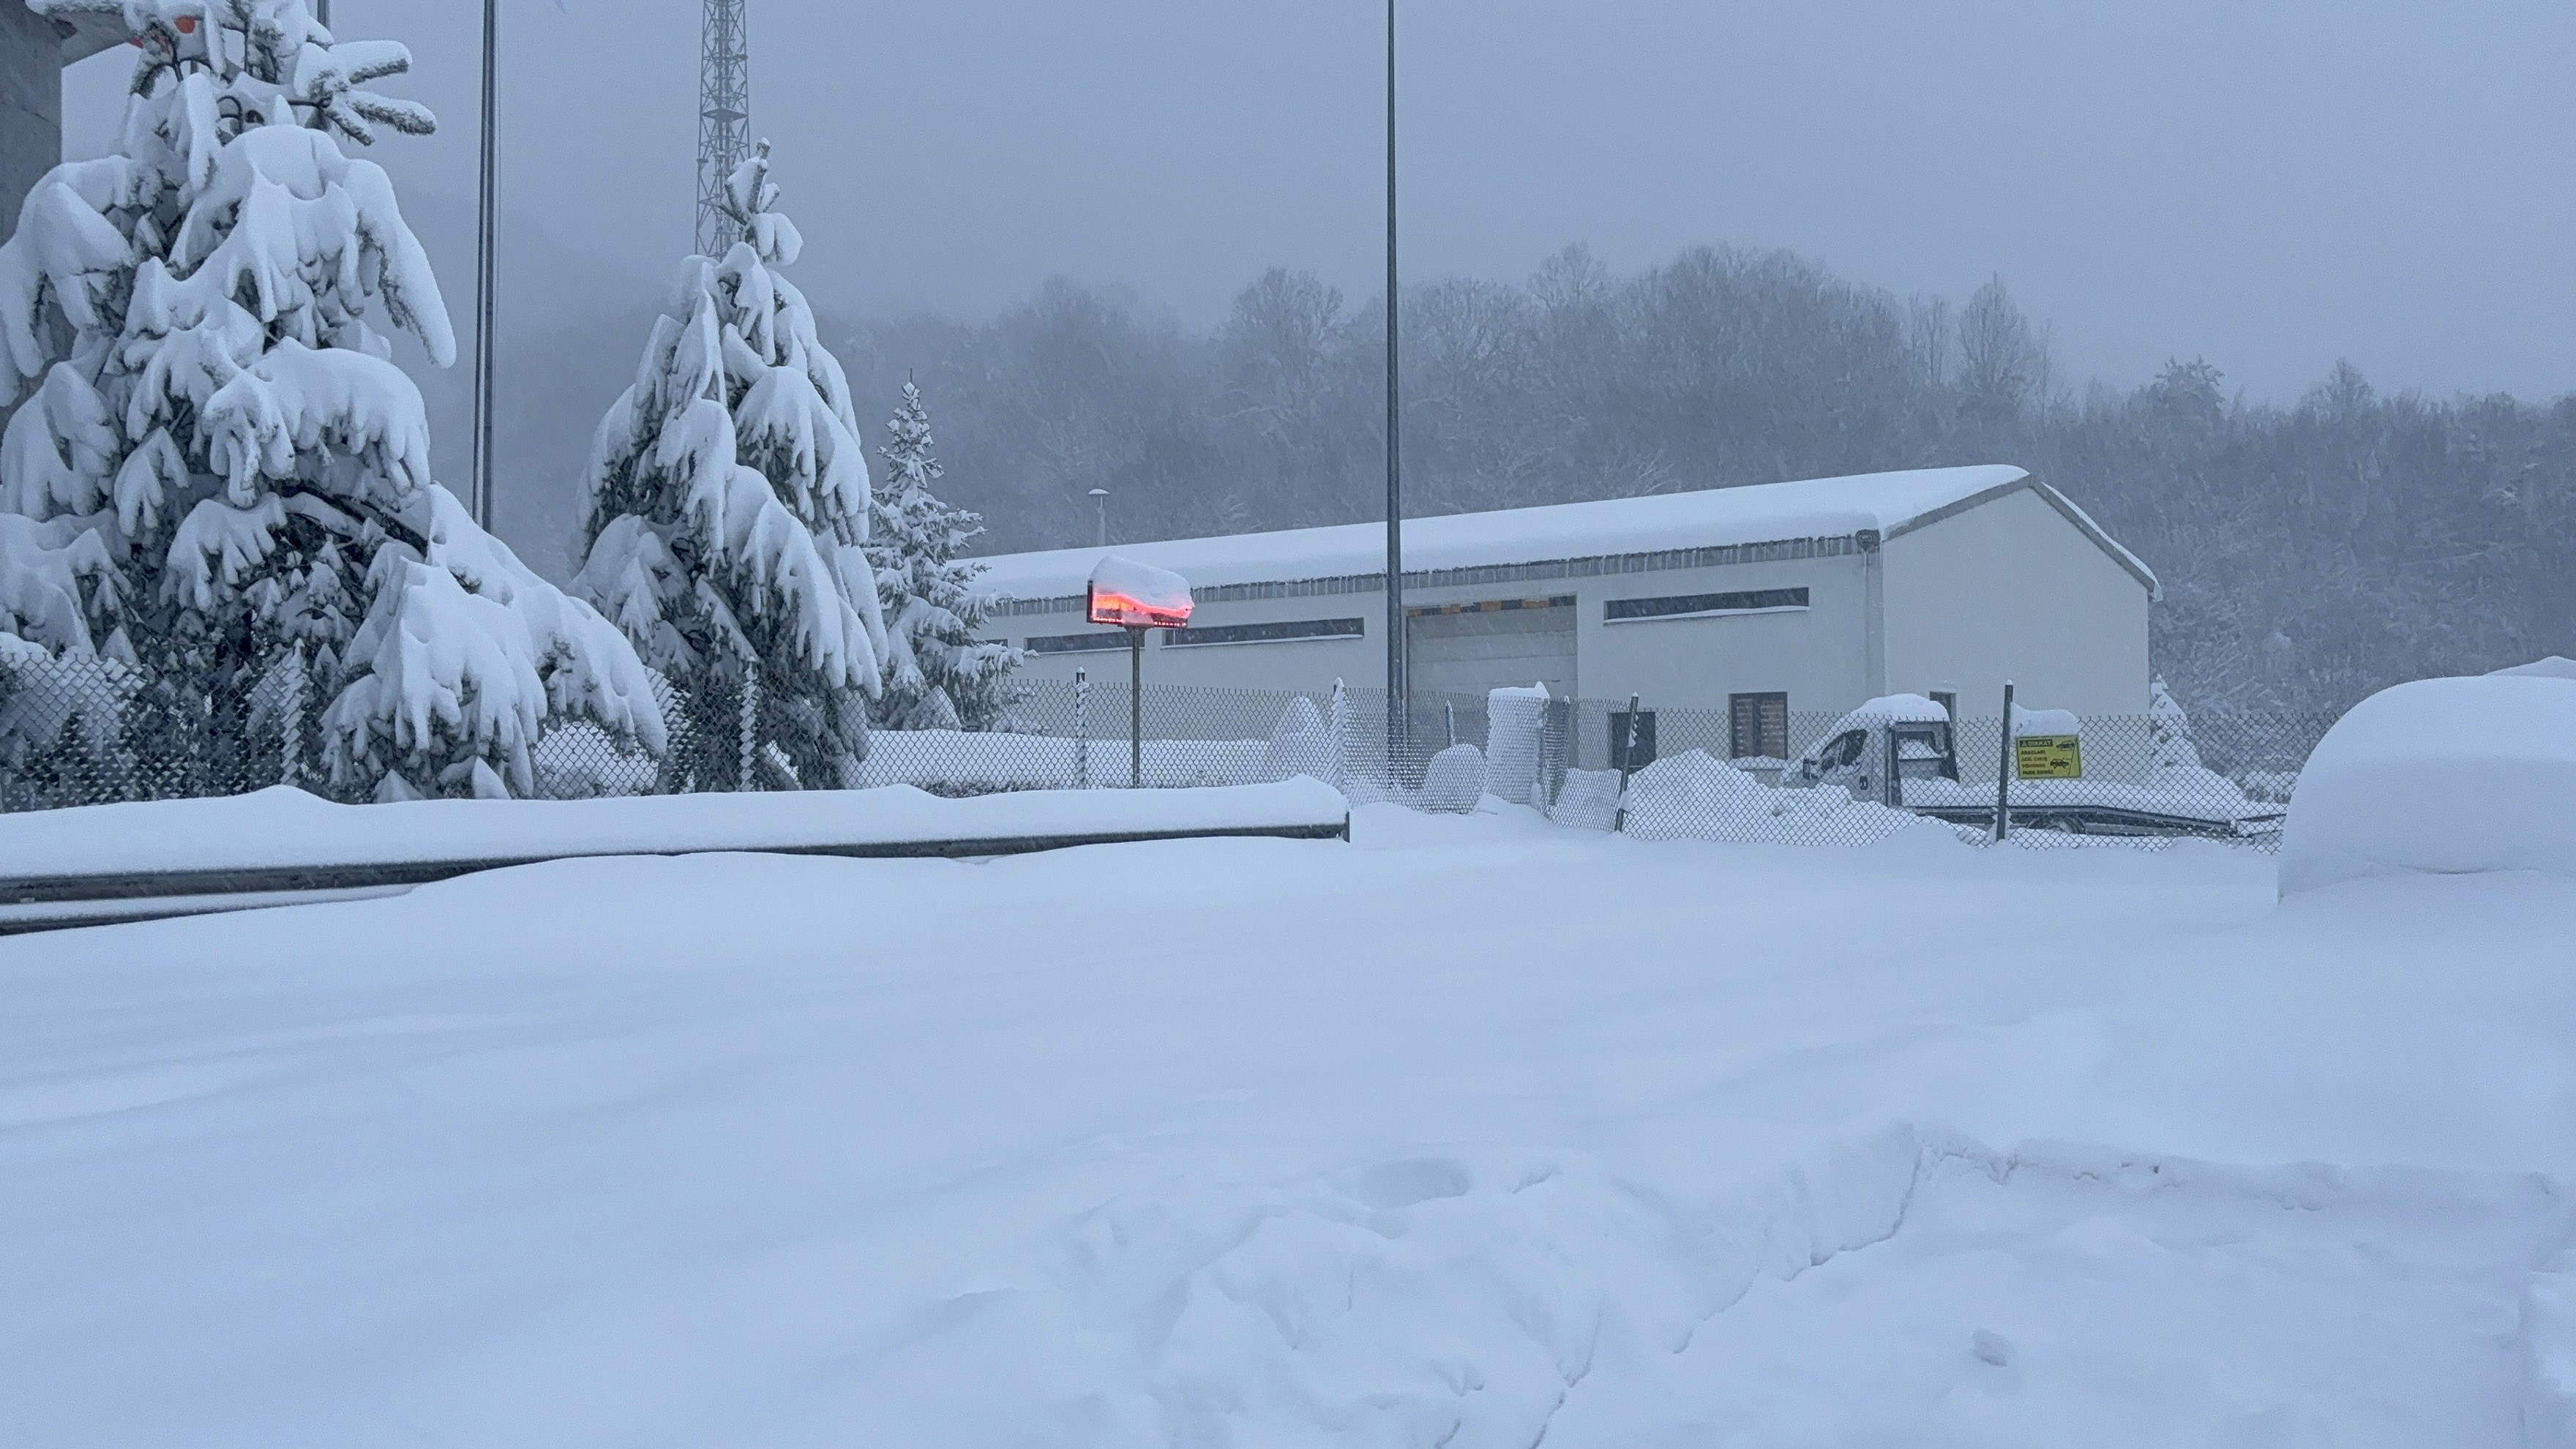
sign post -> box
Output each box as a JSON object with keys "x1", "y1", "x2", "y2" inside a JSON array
[
  {"x1": 1993, "y1": 681, "x2": 2015, "y2": 842},
  {"x1": 1087, "y1": 556, "x2": 1194, "y2": 790}
]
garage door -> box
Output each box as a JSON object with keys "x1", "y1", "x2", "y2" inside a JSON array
[{"x1": 1406, "y1": 595, "x2": 1577, "y2": 699}]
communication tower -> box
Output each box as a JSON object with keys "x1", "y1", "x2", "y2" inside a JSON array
[{"x1": 695, "y1": 0, "x2": 751, "y2": 255}]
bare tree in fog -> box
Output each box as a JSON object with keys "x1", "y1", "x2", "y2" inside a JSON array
[{"x1": 484, "y1": 244, "x2": 2573, "y2": 716}]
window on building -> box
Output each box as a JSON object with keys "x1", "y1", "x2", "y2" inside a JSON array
[
  {"x1": 1164, "y1": 618, "x2": 1365, "y2": 648},
  {"x1": 1022, "y1": 631, "x2": 1133, "y2": 655},
  {"x1": 1603, "y1": 587, "x2": 1809, "y2": 624},
  {"x1": 1609, "y1": 710, "x2": 1658, "y2": 772},
  {"x1": 1729, "y1": 692, "x2": 1789, "y2": 762}
]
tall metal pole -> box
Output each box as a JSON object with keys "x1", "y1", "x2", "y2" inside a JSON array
[
  {"x1": 696, "y1": 0, "x2": 753, "y2": 256},
  {"x1": 471, "y1": 0, "x2": 498, "y2": 532},
  {"x1": 1383, "y1": 0, "x2": 1407, "y2": 773}
]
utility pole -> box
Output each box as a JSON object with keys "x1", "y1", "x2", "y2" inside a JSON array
[
  {"x1": 1383, "y1": 0, "x2": 1407, "y2": 773},
  {"x1": 696, "y1": 0, "x2": 752, "y2": 255},
  {"x1": 471, "y1": 0, "x2": 498, "y2": 531}
]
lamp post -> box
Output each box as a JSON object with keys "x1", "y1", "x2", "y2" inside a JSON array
[
  {"x1": 1382, "y1": 0, "x2": 1407, "y2": 774},
  {"x1": 471, "y1": 0, "x2": 498, "y2": 532},
  {"x1": 1089, "y1": 487, "x2": 1110, "y2": 547}
]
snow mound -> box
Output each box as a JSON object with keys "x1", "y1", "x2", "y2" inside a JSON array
[
  {"x1": 1622, "y1": 750, "x2": 1769, "y2": 836},
  {"x1": 1418, "y1": 744, "x2": 1486, "y2": 813},
  {"x1": 2279, "y1": 674, "x2": 2576, "y2": 896},
  {"x1": 2527, "y1": 1250, "x2": 2576, "y2": 1442},
  {"x1": 2493, "y1": 656, "x2": 2576, "y2": 681},
  {"x1": 843, "y1": 1130, "x2": 2572, "y2": 1446},
  {"x1": 856, "y1": 1126, "x2": 1991, "y2": 1446},
  {"x1": 2011, "y1": 703, "x2": 2081, "y2": 737},
  {"x1": 1546, "y1": 768, "x2": 1622, "y2": 828}
]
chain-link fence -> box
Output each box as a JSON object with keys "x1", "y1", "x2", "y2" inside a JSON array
[{"x1": 1, "y1": 650, "x2": 2335, "y2": 852}]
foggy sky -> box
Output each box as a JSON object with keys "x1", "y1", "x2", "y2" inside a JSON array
[{"x1": 59, "y1": 1, "x2": 2576, "y2": 401}]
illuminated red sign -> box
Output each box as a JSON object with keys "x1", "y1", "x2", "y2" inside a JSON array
[
  {"x1": 1086, "y1": 556, "x2": 1194, "y2": 629},
  {"x1": 1089, "y1": 588, "x2": 1193, "y2": 629}
]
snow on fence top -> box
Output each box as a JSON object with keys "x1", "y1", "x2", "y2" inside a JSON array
[{"x1": 975, "y1": 465, "x2": 2155, "y2": 602}]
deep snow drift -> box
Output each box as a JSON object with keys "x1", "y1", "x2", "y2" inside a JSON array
[
  {"x1": 2280, "y1": 673, "x2": 2576, "y2": 896},
  {"x1": 2, "y1": 804, "x2": 2571, "y2": 1445}
]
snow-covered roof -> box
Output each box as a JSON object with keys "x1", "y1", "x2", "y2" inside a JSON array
[{"x1": 976, "y1": 465, "x2": 2158, "y2": 602}]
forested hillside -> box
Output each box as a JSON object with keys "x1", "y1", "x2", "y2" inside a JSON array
[
  {"x1": 835, "y1": 246, "x2": 2574, "y2": 713},
  {"x1": 465, "y1": 242, "x2": 2571, "y2": 715}
]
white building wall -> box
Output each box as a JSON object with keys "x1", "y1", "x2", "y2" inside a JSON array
[
  {"x1": 1576, "y1": 553, "x2": 1872, "y2": 716},
  {"x1": 1879, "y1": 486, "x2": 2154, "y2": 718},
  {"x1": 986, "y1": 484, "x2": 2153, "y2": 756},
  {"x1": 997, "y1": 553, "x2": 1881, "y2": 716},
  {"x1": 997, "y1": 589, "x2": 1381, "y2": 695}
]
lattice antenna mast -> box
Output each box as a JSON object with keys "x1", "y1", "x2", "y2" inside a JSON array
[{"x1": 694, "y1": 0, "x2": 751, "y2": 256}]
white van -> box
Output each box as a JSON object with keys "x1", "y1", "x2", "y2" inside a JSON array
[{"x1": 1783, "y1": 694, "x2": 1961, "y2": 806}]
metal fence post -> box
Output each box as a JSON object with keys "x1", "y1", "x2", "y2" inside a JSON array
[
  {"x1": 738, "y1": 670, "x2": 759, "y2": 792},
  {"x1": 1612, "y1": 692, "x2": 1641, "y2": 833},
  {"x1": 1074, "y1": 668, "x2": 1089, "y2": 790},
  {"x1": 1444, "y1": 700, "x2": 1456, "y2": 750},
  {"x1": 1993, "y1": 679, "x2": 2015, "y2": 842},
  {"x1": 282, "y1": 644, "x2": 305, "y2": 789}
]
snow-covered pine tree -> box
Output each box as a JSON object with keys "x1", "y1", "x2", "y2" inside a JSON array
[
  {"x1": 869, "y1": 378, "x2": 1017, "y2": 730},
  {"x1": 572, "y1": 141, "x2": 883, "y2": 790},
  {"x1": 2149, "y1": 674, "x2": 2202, "y2": 773},
  {"x1": 0, "y1": 0, "x2": 663, "y2": 801}
]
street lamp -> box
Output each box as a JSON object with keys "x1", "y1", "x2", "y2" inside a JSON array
[
  {"x1": 1089, "y1": 487, "x2": 1110, "y2": 547},
  {"x1": 471, "y1": 0, "x2": 498, "y2": 532}
]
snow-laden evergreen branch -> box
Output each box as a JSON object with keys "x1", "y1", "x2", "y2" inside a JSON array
[{"x1": 0, "y1": 0, "x2": 662, "y2": 798}]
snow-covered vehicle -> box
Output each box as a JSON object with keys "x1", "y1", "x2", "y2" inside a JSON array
[
  {"x1": 1783, "y1": 695, "x2": 2285, "y2": 840},
  {"x1": 1783, "y1": 694, "x2": 1962, "y2": 801}
]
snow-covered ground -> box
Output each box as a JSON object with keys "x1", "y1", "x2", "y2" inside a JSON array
[{"x1": 4, "y1": 804, "x2": 2572, "y2": 1445}]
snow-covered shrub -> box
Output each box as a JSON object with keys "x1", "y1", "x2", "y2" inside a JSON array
[
  {"x1": 1418, "y1": 743, "x2": 1486, "y2": 812},
  {"x1": 1262, "y1": 694, "x2": 1334, "y2": 784},
  {"x1": 572, "y1": 141, "x2": 883, "y2": 792},
  {"x1": 2150, "y1": 675, "x2": 2202, "y2": 772},
  {"x1": 869, "y1": 380, "x2": 1018, "y2": 730},
  {"x1": 0, "y1": 0, "x2": 662, "y2": 801}
]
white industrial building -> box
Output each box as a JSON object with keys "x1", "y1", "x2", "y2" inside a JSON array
[{"x1": 974, "y1": 465, "x2": 2156, "y2": 760}]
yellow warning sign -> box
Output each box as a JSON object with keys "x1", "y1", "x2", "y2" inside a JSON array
[{"x1": 2015, "y1": 735, "x2": 2083, "y2": 779}]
